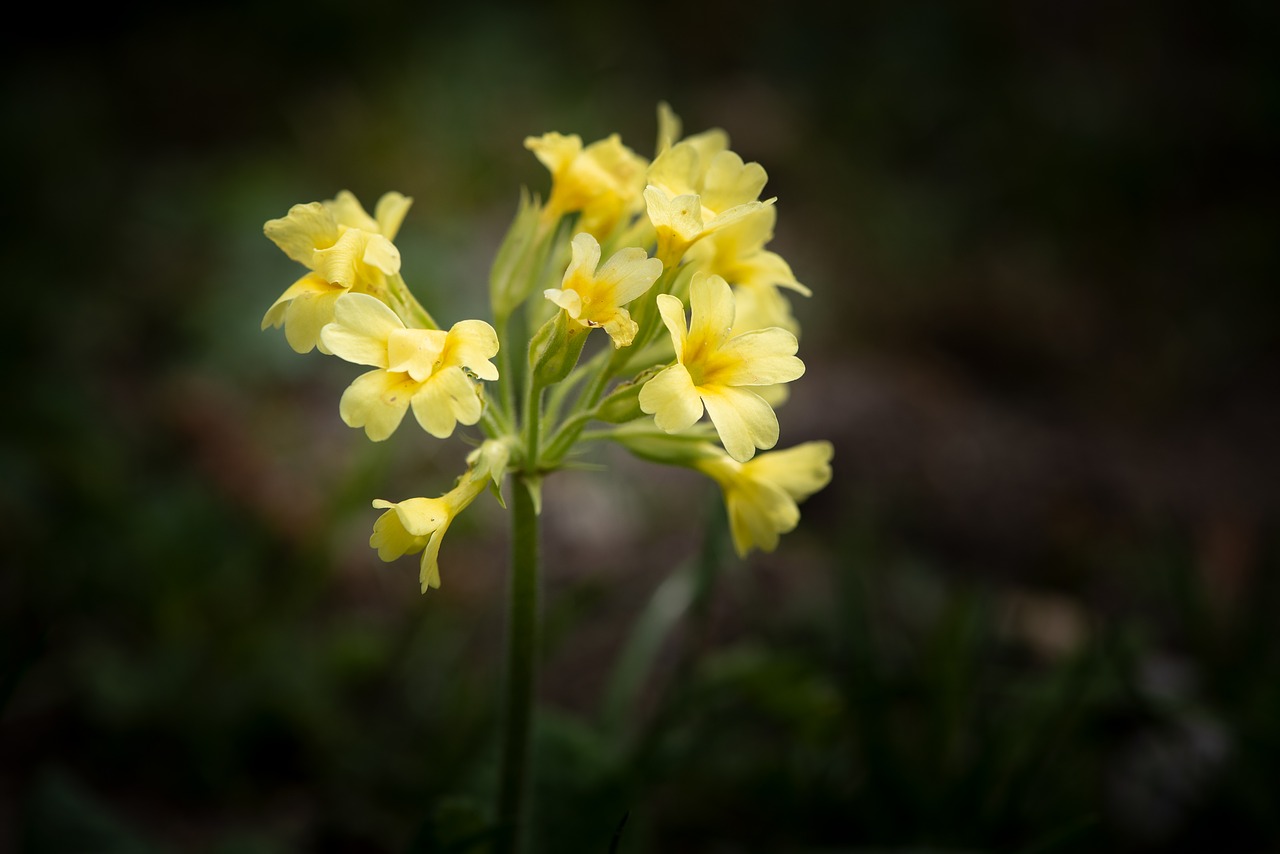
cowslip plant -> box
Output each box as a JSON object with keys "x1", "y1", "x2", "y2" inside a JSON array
[{"x1": 259, "y1": 103, "x2": 832, "y2": 852}]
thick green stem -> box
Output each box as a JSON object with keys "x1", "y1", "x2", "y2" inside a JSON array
[{"x1": 496, "y1": 475, "x2": 540, "y2": 854}]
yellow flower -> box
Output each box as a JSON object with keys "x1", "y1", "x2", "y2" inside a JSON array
[
  {"x1": 524, "y1": 132, "x2": 648, "y2": 241},
  {"x1": 544, "y1": 233, "x2": 663, "y2": 348},
  {"x1": 320, "y1": 293, "x2": 498, "y2": 441},
  {"x1": 694, "y1": 441, "x2": 834, "y2": 557},
  {"x1": 684, "y1": 205, "x2": 810, "y2": 335},
  {"x1": 262, "y1": 191, "x2": 412, "y2": 353},
  {"x1": 638, "y1": 272, "x2": 804, "y2": 462},
  {"x1": 643, "y1": 139, "x2": 772, "y2": 267},
  {"x1": 370, "y1": 440, "x2": 510, "y2": 591}
]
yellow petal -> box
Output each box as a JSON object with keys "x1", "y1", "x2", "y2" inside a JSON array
[
  {"x1": 282, "y1": 287, "x2": 345, "y2": 354},
  {"x1": 545, "y1": 287, "x2": 584, "y2": 320},
  {"x1": 370, "y1": 499, "x2": 429, "y2": 561},
  {"x1": 361, "y1": 233, "x2": 402, "y2": 276},
  {"x1": 411, "y1": 368, "x2": 480, "y2": 438},
  {"x1": 726, "y1": 480, "x2": 798, "y2": 556},
  {"x1": 339, "y1": 369, "x2": 416, "y2": 441},
  {"x1": 326, "y1": 190, "x2": 378, "y2": 232},
  {"x1": 391, "y1": 496, "x2": 451, "y2": 537},
  {"x1": 701, "y1": 386, "x2": 779, "y2": 462},
  {"x1": 688, "y1": 273, "x2": 736, "y2": 347},
  {"x1": 262, "y1": 272, "x2": 339, "y2": 331},
  {"x1": 564, "y1": 232, "x2": 602, "y2": 283},
  {"x1": 444, "y1": 319, "x2": 500, "y2": 381},
  {"x1": 595, "y1": 246, "x2": 663, "y2": 307},
  {"x1": 701, "y1": 150, "x2": 768, "y2": 214},
  {"x1": 715, "y1": 327, "x2": 804, "y2": 386},
  {"x1": 647, "y1": 141, "x2": 701, "y2": 196},
  {"x1": 600, "y1": 310, "x2": 639, "y2": 349},
  {"x1": 639, "y1": 364, "x2": 703, "y2": 433},
  {"x1": 323, "y1": 293, "x2": 402, "y2": 367},
  {"x1": 420, "y1": 523, "x2": 451, "y2": 591},
  {"x1": 655, "y1": 294, "x2": 689, "y2": 359},
  {"x1": 524, "y1": 132, "x2": 583, "y2": 174},
  {"x1": 745, "y1": 441, "x2": 834, "y2": 502},
  {"x1": 313, "y1": 229, "x2": 398, "y2": 289},
  {"x1": 264, "y1": 201, "x2": 339, "y2": 266},
  {"x1": 374, "y1": 192, "x2": 413, "y2": 240}
]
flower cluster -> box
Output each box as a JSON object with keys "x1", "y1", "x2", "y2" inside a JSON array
[{"x1": 261, "y1": 104, "x2": 832, "y2": 589}]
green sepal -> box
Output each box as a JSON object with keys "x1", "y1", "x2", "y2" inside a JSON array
[
  {"x1": 489, "y1": 188, "x2": 544, "y2": 323},
  {"x1": 594, "y1": 366, "x2": 661, "y2": 424},
  {"x1": 528, "y1": 310, "x2": 589, "y2": 389},
  {"x1": 606, "y1": 420, "x2": 722, "y2": 466}
]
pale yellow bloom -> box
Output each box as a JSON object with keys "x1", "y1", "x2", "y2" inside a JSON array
[
  {"x1": 544, "y1": 233, "x2": 663, "y2": 348},
  {"x1": 695, "y1": 441, "x2": 834, "y2": 557},
  {"x1": 684, "y1": 205, "x2": 810, "y2": 335},
  {"x1": 638, "y1": 273, "x2": 804, "y2": 462},
  {"x1": 644, "y1": 139, "x2": 772, "y2": 267},
  {"x1": 320, "y1": 293, "x2": 498, "y2": 441},
  {"x1": 524, "y1": 132, "x2": 648, "y2": 240},
  {"x1": 369, "y1": 441, "x2": 509, "y2": 590},
  {"x1": 262, "y1": 191, "x2": 412, "y2": 353}
]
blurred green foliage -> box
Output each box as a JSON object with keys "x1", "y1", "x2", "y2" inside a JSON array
[{"x1": 3, "y1": 1, "x2": 1277, "y2": 852}]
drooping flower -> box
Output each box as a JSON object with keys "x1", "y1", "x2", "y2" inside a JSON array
[
  {"x1": 369, "y1": 441, "x2": 510, "y2": 590},
  {"x1": 262, "y1": 191, "x2": 412, "y2": 353},
  {"x1": 524, "y1": 132, "x2": 648, "y2": 241},
  {"x1": 320, "y1": 293, "x2": 498, "y2": 441},
  {"x1": 643, "y1": 140, "x2": 773, "y2": 267},
  {"x1": 694, "y1": 441, "x2": 834, "y2": 557},
  {"x1": 638, "y1": 272, "x2": 805, "y2": 462},
  {"x1": 544, "y1": 233, "x2": 664, "y2": 348}
]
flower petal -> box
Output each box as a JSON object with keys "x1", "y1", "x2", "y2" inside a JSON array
[
  {"x1": 411, "y1": 367, "x2": 480, "y2": 438},
  {"x1": 326, "y1": 190, "x2": 378, "y2": 232},
  {"x1": 655, "y1": 294, "x2": 689, "y2": 357},
  {"x1": 370, "y1": 500, "x2": 428, "y2": 561},
  {"x1": 374, "y1": 192, "x2": 413, "y2": 240},
  {"x1": 420, "y1": 522, "x2": 452, "y2": 591},
  {"x1": 595, "y1": 246, "x2": 664, "y2": 307},
  {"x1": 322, "y1": 293, "x2": 401, "y2": 367},
  {"x1": 701, "y1": 386, "x2": 779, "y2": 462},
  {"x1": 715, "y1": 327, "x2": 805, "y2": 386},
  {"x1": 726, "y1": 480, "x2": 798, "y2": 556},
  {"x1": 445, "y1": 319, "x2": 500, "y2": 381},
  {"x1": 339, "y1": 369, "x2": 415, "y2": 441},
  {"x1": 262, "y1": 272, "x2": 339, "y2": 331},
  {"x1": 283, "y1": 288, "x2": 344, "y2": 354},
  {"x1": 545, "y1": 287, "x2": 583, "y2": 320},
  {"x1": 392, "y1": 496, "x2": 451, "y2": 537},
  {"x1": 746, "y1": 441, "x2": 834, "y2": 502},
  {"x1": 688, "y1": 272, "x2": 736, "y2": 345},
  {"x1": 639, "y1": 364, "x2": 703, "y2": 433},
  {"x1": 264, "y1": 201, "x2": 338, "y2": 266},
  {"x1": 701, "y1": 150, "x2": 768, "y2": 214}
]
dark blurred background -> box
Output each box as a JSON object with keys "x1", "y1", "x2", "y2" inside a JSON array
[{"x1": 3, "y1": 1, "x2": 1278, "y2": 852}]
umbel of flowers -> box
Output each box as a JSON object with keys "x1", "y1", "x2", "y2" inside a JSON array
[
  {"x1": 262, "y1": 104, "x2": 831, "y2": 588},
  {"x1": 259, "y1": 103, "x2": 832, "y2": 850}
]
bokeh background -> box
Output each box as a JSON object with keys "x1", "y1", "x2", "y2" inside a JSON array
[{"x1": 4, "y1": 1, "x2": 1278, "y2": 852}]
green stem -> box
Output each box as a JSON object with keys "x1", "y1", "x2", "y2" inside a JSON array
[
  {"x1": 496, "y1": 475, "x2": 540, "y2": 854},
  {"x1": 522, "y1": 379, "x2": 543, "y2": 473},
  {"x1": 496, "y1": 315, "x2": 518, "y2": 425},
  {"x1": 542, "y1": 407, "x2": 598, "y2": 464}
]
